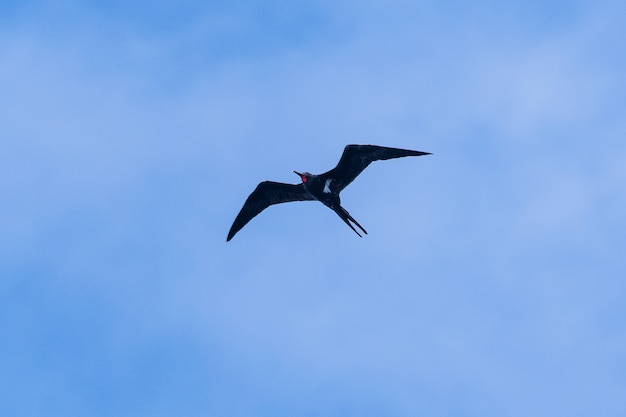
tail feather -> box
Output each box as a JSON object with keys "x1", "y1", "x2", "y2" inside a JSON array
[{"x1": 334, "y1": 206, "x2": 368, "y2": 237}]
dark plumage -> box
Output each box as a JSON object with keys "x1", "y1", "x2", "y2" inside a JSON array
[{"x1": 227, "y1": 144, "x2": 431, "y2": 241}]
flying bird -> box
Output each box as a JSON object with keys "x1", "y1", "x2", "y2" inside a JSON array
[{"x1": 227, "y1": 144, "x2": 431, "y2": 241}]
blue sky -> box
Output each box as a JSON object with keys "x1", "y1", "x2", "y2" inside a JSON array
[{"x1": 2, "y1": 1, "x2": 625, "y2": 416}]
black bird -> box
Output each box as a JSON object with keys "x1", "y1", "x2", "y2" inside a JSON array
[{"x1": 226, "y1": 144, "x2": 431, "y2": 241}]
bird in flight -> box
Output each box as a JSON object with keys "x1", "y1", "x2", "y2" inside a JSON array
[{"x1": 227, "y1": 144, "x2": 431, "y2": 241}]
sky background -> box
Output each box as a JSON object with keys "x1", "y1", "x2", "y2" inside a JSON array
[{"x1": 2, "y1": 1, "x2": 626, "y2": 416}]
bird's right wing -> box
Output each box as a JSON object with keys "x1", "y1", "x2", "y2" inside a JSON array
[{"x1": 227, "y1": 181, "x2": 315, "y2": 241}]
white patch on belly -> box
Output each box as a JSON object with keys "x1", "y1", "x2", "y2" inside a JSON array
[{"x1": 323, "y1": 179, "x2": 332, "y2": 193}]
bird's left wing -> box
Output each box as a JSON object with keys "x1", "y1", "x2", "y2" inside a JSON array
[
  {"x1": 320, "y1": 144, "x2": 431, "y2": 192},
  {"x1": 227, "y1": 181, "x2": 315, "y2": 241}
]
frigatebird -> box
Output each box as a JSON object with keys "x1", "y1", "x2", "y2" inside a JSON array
[{"x1": 226, "y1": 144, "x2": 431, "y2": 241}]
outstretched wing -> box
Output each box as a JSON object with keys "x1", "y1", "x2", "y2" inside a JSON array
[
  {"x1": 320, "y1": 145, "x2": 431, "y2": 192},
  {"x1": 227, "y1": 181, "x2": 315, "y2": 241}
]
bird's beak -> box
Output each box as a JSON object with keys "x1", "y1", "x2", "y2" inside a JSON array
[{"x1": 293, "y1": 170, "x2": 303, "y2": 177}]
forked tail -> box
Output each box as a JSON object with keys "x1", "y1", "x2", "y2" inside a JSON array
[{"x1": 334, "y1": 206, "x2": 368, "y2": 237}]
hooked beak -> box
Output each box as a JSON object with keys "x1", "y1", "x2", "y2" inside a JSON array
[{"x1": 293, "y1": 170, "x2": 306, "y2": 183}]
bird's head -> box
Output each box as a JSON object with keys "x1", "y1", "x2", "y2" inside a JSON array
[{"x1": 293, "y1": 171, "x2": 311, "y2": 183}]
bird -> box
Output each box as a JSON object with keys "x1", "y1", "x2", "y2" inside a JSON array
[{"x1": 226, "y1": 144, "x2": 431, "y2": 241}]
